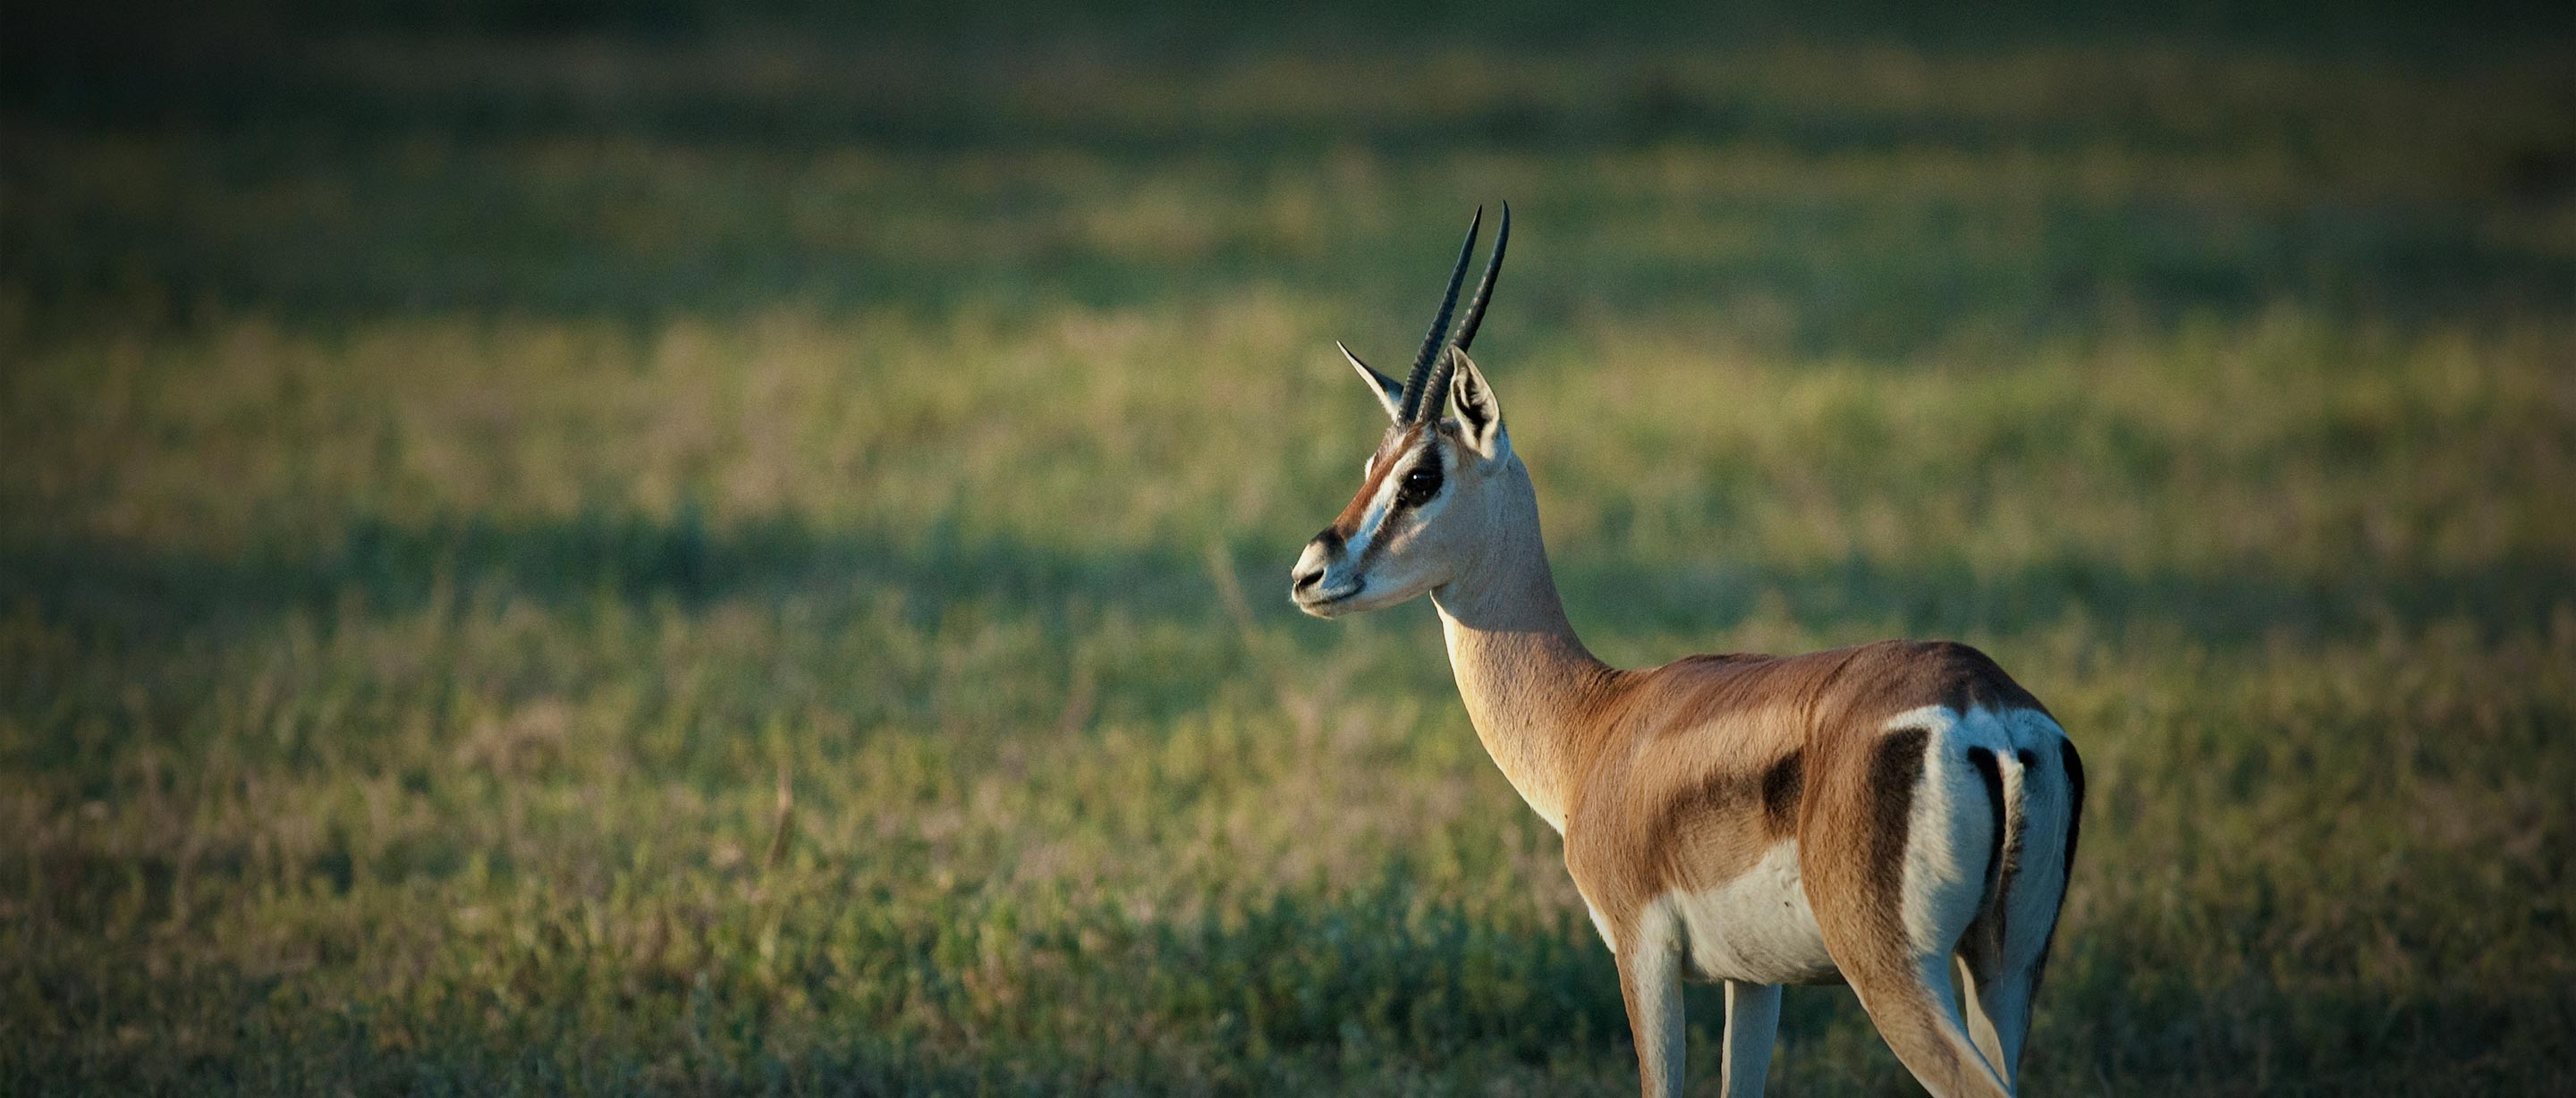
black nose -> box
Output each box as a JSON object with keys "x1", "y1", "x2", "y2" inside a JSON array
[{"x1": 1292, "y1": 529, "x2": 1342, "y2": 593}]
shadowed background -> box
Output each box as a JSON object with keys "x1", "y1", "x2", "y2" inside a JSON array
[{"x1": 4, "y1": 2, "x2": 2574, "y2": 1094}]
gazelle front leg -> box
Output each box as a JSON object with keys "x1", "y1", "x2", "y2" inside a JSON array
[
  {"x1": 1614, "y1": 908, "x2": 1687, "y2": 1098},
  {"x1": 1720, "y1": 980, "x2": 1782, "y2": 1097}
]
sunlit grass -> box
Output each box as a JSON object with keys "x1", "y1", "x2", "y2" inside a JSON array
[{"x1": 4, "y1": 25, "x2": 2573, "y2": 1097}]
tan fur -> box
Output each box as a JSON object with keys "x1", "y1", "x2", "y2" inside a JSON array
[
  {"x1": 1294, "y1": 347, "x2": 2067, "y2": 1098},
  {"x1": 1326, "y1": 424, "x2": 1429, "y2": 538},
  {"x1": 1402, "y1": 428, "x2": 2034, "y2": 951}
]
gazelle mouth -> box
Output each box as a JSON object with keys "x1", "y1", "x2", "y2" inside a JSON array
[{"x1": 1292, "y1": 584, "x2": 1362, "y2": 612}]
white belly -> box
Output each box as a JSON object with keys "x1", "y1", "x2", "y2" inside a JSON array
[{"x1": 1664, "y1": 841, "x2": 1841, "y2": 984}]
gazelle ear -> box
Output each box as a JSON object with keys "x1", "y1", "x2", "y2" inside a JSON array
[
  {"x1": 1447, "y1": 347, "x2": 1508, "y2": 460},
  {"x1": 1339, "y1": 342, "x2": 1404, "y2": 421}
]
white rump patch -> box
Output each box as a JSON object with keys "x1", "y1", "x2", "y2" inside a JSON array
[
  {"x1": 1884, "y1": 705, "x2": 1998, "y2": 956},
  {"x1": 1880, "y1": 703, "x2": 1961, "y2": 736},
  {"x1": 1996, "y1": 707, "x2": 2076, "y2": 969}
]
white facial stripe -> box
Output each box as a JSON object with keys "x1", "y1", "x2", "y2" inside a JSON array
[
  {"x1": 1348, "y1": 442, "x2": 1441, "y2": 559},
  {"x1": 1343, "y1": 497, "x2": 1390, "y2": 562}
]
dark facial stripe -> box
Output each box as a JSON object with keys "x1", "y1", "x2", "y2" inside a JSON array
[{"x1": 1327, "y1": 426, "x2": 1428, "y2": 538}]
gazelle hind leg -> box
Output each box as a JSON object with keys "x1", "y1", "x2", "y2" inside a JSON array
[
  {"x1": 1805, "y1": 723, "x2": 2012, "y2": 1098},
  {"x1": 1957, "y1": 953, "x2": 2035, "y2": 1085},
  {"x1": 1954, "y1": 739, "x2": 2030, "y2": 1080},
  {"x1": 1962, "y1": 731, "x2": 2084, "y2": 1084},
  {"x1": 1889, "y1": 957, "x2": 2012, "y2": 1098}
]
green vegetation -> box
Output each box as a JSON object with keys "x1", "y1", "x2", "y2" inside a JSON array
[{"x1": 4, "y1": 6, "x2": 2573, "y2": 1094}]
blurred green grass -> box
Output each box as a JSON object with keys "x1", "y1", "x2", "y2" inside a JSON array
[{"x1": 4, "y1": 4, "x2": 2575, "y2": 1094}]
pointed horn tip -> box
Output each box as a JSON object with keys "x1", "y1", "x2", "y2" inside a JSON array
[
  {"x1": 1395, "y1": 207, "x2": 1487, "y2": 422},
  {"x1": 1449, "y1": 199, "x2": 1513, "y2": 355}
]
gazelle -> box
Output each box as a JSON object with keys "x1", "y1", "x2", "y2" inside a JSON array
[{"x1": 1289, "y1": 206, "x2": 2083, "y2": 1098}]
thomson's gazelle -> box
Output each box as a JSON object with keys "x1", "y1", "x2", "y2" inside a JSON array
[{"x1": 1289, "y1": 207, "x2": 2083, "y2": 1098}]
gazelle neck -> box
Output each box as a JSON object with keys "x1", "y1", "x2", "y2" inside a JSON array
[{"x1": 1428, "y1": 456, "x2": 1621, "y2": 832}]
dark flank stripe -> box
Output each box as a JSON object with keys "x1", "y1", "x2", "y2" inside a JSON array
[
  {"x1": 1864, "y1": 729, "x2": 1933, "y2": 933},
  {"x1": 1760, "y1": 751, "x2": 1804, "y2": 838},
  {"x1": 1648, "y1": 769, "x2": 1750, "y2": 878}
]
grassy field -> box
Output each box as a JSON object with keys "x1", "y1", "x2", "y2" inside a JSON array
[{"x1": 5, "y1": 7, "x2": 2576, "y2": 1094}]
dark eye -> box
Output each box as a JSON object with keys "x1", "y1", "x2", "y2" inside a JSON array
[{"x1": 1396, "y1": 463, "x2": 1443, "y2": 507}]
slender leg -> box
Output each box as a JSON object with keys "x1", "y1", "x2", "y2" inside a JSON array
[
  {"x1": 1959, "y1": 955, "x2": 2036, "y2": 1084},
  {"x1": 1719, "y1": 980, "x2": 1780, "y2": 1098},
  {"x1": 1960, "y1": 732, "x2": 2080, "y2": 1087},
  {"x1": 1615, "y1": 909, "x2": 1687, "y2": 1098},
  {"x1": 1806, "y1": 728, "x2": 2012, "y2": 1098}
]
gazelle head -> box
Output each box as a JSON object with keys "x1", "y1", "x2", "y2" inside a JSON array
[{"x1": 1292, "y1": 205, "x2": 1519, "y2": 618}]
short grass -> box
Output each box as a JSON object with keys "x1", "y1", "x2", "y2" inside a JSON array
[{"x1": 4, "y1": 9, "x2": 2575, "y2": 1094}]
